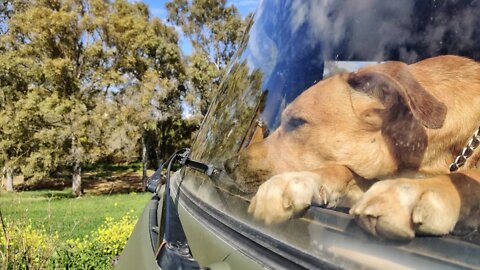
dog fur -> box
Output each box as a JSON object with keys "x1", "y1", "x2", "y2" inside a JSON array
[{"x1": 225, "y1": 55, "x2": 480, "y2": 240}]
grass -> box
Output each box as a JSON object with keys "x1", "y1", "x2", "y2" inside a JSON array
[
  {"x1": 0, "y1": 189, "x2": 152, "y2": 241},
  {"x1": 1, "y1": 162, "x2": 155, "y2": 240},
  {"x1": 0, "y1": 163, "x2": 157, "y2": 269}
]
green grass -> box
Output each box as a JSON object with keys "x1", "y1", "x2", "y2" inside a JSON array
[{"x1": 0, "y1": 189, "x2": 152, "y2": 241}]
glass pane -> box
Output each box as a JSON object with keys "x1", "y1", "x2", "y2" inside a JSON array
[{"x1": 182, "y1": 0, "x2": 480, "y2": 267}]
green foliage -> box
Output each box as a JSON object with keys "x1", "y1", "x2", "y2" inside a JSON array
[
  {"x1": 0, "y1": 190, "x2": 150, "y2": 268},
  {"x1": 167, "y1": 0, "x2": 246, "y2": 67},
  {"x1": 191, "y1": 60, "x2": 264, "y2": 163},
  {"x1": 0, "y1": 0, "x2": 249, "y2": 193},
  {"x1": 0, "y1": 190, "x2": 150, "y2": 241},
  {"x1": 52, "y1": 214, "x2": 137, "y2": 269},
  {"x1": 84, "y1": 162, "x2": 143, "y2": 174},
  {"x1": 146, "y1": 116, "x2": 199, "y2": 168},
  {"x1": 167, "y1": 0, "x2": 251, "y2": 116},
  {"x1": 0, "y1": 0, "x2": 187, "y2": 194},
  {"x1": 0, "y1": 218, "x2": 59, "y2": 270},
  {"x1": 0, "y1": 211, "x2": 139, "y2": 269}
]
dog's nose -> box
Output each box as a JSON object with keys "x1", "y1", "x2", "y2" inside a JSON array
[{"x1": 224, "y1": 157, "x2": 238, "y2": 175}]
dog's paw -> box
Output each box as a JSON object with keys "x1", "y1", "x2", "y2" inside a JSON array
[
  {"x1": 350, "y1": 179, "x2": 460, "y2": 240},
  {"x1": 248, "y1": 172, "x2": 325, "y2": 224}
]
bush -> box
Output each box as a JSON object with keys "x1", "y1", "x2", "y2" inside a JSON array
[
  {"x1": 0, "y1": 218, "x2": 58, "y2": 269},
  {"x1": 0, "y1": 212, "x2": 138, "y2": 269}
]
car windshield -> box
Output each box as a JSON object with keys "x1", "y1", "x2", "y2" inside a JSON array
[{"x1": 180, "y1": 0, "x2": 480, "y2": 268}]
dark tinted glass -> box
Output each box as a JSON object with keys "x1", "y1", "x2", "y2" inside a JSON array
[
  {"x1": 181, "y1": 0, "x2": 480, "y2": 268},
  {"x1": 192, "y1": 0, "x2": 480, "y2": 163}
]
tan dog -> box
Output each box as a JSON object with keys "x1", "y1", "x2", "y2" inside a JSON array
[{"x1": 225, "y1": 55, "x2": 480, "y2": 240}]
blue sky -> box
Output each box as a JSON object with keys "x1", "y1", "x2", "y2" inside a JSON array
[
  {"x1": 138, "y1": 0, "x2": 260, "y2": 55},
  {"x1": 143, "y1": 0, "x2": 259, "y2": 20}
]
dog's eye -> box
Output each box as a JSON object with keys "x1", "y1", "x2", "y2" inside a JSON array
[{"x1": 284, "y1": 117, "x2": 307, "y2": 132}]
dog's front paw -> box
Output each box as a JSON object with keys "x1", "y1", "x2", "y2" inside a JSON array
[
  {"x1": 248, "y1": 172, "x2": 325, "y2": 224},
  {"x1": 350, "y1": 178, "x2": 460, "y2": 240}
]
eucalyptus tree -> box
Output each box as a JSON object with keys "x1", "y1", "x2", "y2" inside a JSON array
[
  {"x1": 0, "y1": 0, "x2": 108, "y2": 195},
  {"x1": 0, "y1": 0, "x2": 39, "y2": 192},
  {"x1": 167, "y1": 0, "x2": 250, "y2": 116},
  {"x1": 0, "y1": 0, "x2": 185, "y2": 194},
  {"x1": 96, "y1": 0, "x2": 185, "y2": 184}
]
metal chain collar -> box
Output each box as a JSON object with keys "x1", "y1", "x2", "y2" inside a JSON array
[{"x1": 449, "y1": 126, "x2": 480, "y2": 172}]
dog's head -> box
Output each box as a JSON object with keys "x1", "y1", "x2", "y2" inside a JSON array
[{"x1": 225, "y1": 61, "x2": 447, "y2": 193}]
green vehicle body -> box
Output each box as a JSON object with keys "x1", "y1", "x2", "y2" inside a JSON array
[{"x1": 116, "y1": 184, "x2": 264, "y2": 270}]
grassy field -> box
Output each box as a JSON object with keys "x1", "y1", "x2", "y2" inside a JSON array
[
  {"x1": 0, "y1": 164, "x2": 155, "y2": 269},
  {"x1": 0, "y1": 189, "x2": 152, "y2": 241},
  {"x1": 1, "y1": 163, "x2": 155, "y2": 241}
]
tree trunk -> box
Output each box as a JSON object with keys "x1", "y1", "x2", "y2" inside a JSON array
[
  {"x1": 153, "y1": 142, "x2": 162, "y2": 169},
  {"x1": 4, "y1": 167, "x2": 14, "y2": 192},
  {"x1": 71, "y1": 136, "x2": 83, "y2": 197},
  {"x1": 141, "y1": 134, "x2": 148, "y2": 189},
  {"x1": 155, "y1": 123, "x2": 165, "y2": 168},
  {"x1": 72, "y1": 159, "x2": 82, "y2": 196}
]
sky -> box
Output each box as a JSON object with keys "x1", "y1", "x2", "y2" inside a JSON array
[{"x1": 139, "y1": 0, "x2": 260, "y2": 55}]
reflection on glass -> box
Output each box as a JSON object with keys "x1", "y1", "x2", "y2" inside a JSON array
[{"x1": 184, "y1": 0, "x2": 480, "y2": 267}]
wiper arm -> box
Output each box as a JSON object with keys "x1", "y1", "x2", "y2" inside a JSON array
[
  {"x1": 178, "y1": 149, "x2": 220, "y2": 176},
  {"x1": 146, "y1": 148, "x2": 219, "y2": 193}
]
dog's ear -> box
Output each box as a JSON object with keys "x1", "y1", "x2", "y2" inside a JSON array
[{"x1": 347, "y1": 62, "x2": 447, "y2": 129}]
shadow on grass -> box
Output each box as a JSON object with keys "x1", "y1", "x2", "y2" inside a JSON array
[
  {"x1": 83, "y1": 173, "x2": 145, "y2": 195},
  {"x1": 15, "y1": 171, "x2": 146, "y2": 196},
  {"x1": 43, "y1": 191, "x2": 76, "y2": 200},
  {"x1": 16, "y1": 179, "x2": 69, "y2": 191},
  {"x1": 83, "y1": 163, "x2": 142, "y2": 178}
]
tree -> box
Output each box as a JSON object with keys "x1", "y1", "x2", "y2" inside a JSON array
[
  {"x1": 96, "y1": 0, "x2": 185, "y2": 186},
  {"x1": 0, "y1": 0, "x2": 41, "y2": 191},
  {"x1": 167, "y1": 0, "x2": 250, "y2": 116},
  {"x1": 148, "y1": 116, "x2": 199, "y2": 169},
  {"x1": 0, "y1": 0, "x2": 185, "y2": 194},
  {"x1": 0, "y1": 0, "x2": 107, "y2": 194}
]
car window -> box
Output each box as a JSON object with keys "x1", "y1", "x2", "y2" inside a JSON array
[{"x1": 181, "y1": 0, "x2": 480, "y2": 268}]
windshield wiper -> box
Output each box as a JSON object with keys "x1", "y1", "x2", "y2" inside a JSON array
[
  {"x1": 146, "y1": 148, "x2": 219, "y2": 193},
  {"x1": 145, "y1": 148, "x2": 219, "y2": 270}
]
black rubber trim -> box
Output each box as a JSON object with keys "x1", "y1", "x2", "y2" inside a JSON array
[
  {"x1": 175, "y1": 183, "x2": 342, "y2": 270},
  {"x1": 148, "y1": 194, "x2": 160, "y2": 252}
]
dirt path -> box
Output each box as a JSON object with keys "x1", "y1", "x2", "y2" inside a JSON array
[{"x1": 9, "y1": 171, "x2": 146, "y2": 195}]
